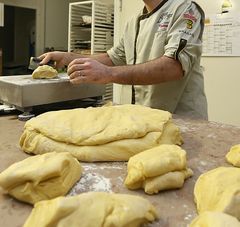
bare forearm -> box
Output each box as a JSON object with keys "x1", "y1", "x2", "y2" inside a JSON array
[
  {"x1": 67, "y1": 55, "x2": 183, "y2": 85},
  {"x1": 110, "y1": 56, "x2": 184, "y2": 85}
]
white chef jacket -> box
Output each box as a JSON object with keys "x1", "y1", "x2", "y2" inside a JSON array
[{"x1": 107, "y1": 0, "x2": 208, "y2": 119}]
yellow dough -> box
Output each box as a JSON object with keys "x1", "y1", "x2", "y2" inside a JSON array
[
  {"x1": 194, "y1": 167, "x2": 240, "y2": 219},
  {"x1": 20, "y1": 104, "x2": 183, "y2": 162},
  {"x1": 0, "y1": 152, "x2": 82, "y2": 204},
  {"x1": 124, "y1": 144, "x2": 193, "y2": 194},
  {"x1": 226, "y1": 144, "x2": 240, "y2": 167},
  {"x1": 23, "y1": 192, "x2": 158, "y2": 227},
  {"x1": 190, "y1": 211, "x2": 240, "y2": 227},
  {"x1": 143, "y1": 168, "x2": 193, "y2": 194},
  {"x1": 32, "y1": 65, "x2": 58, "y2": 79}
]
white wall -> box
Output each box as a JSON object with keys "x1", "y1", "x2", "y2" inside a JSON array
[
  {"x1": 45, "y1": 0, "x2": 79, "y2": 51},
  {"x1": 195, "y1": 0, "x2": 240, "y2": 126},
  {"x1": 113, "y1": 0, "x2": 240, "y2": 126}
]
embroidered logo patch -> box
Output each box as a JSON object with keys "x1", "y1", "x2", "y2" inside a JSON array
[
  {"x1": 186, "y1": 19, "x2": 193, "y2": 29},
  {"x1": 183, "y1": 8, "x2": 197, "y2": 22},
  {"x1": 157, "y1": 12, "x2": 173, "y2": 31}
]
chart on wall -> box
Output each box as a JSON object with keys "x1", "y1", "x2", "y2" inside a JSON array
[{"x1": 202, "y1": 13, "x2": 240, "y2": 56}]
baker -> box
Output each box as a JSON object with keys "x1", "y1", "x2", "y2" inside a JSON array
[{"x1": 40, "y1": 0, "x2": 208, "y2": 120}]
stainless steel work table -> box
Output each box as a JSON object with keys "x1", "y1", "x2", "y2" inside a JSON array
[{"x1": 1, "y1": 114, "x2": 240, "y2": 227}]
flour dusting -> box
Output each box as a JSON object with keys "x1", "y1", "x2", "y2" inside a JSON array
[
  {"x1": 68, "y1": 172, "x2": 112, "y2": 196},
  {"x1": 184, "y1": 213, "x2": 193, "y2": 221}
]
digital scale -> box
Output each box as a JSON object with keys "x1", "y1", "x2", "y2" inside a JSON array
[{"x1": 0, "y1": 73, "x2": 105, "y2": 120}]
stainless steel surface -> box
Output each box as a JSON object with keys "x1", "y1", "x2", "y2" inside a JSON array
[{"x1": 0, "y1": 74, "x2": 105, "y2": 108}]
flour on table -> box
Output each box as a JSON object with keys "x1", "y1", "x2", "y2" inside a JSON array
[
  {"x1": 207, "y1": 133, "x2": 217, "y2": 139},
  {"x1": 184, "y1": 213, "x2": 193, "y2": 221},
  {"x1": 68, "y1": 172, "x2": 112, "y2": 196}
]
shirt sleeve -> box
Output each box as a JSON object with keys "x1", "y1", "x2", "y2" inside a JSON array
[
  {"x1": 164, "y1": 2, "x2": 205, "y2": 76},
  {"x1": 107, "y1": 33, "x2": 127, "y2": 66}
]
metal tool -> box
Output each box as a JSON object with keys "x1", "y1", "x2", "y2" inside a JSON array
[{"x1": 28, "y1": 57, "x2": 55, "y2": 71}]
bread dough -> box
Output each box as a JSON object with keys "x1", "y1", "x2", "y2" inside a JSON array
[
  {"x1": 194, "y1": 167, "x2": 240, "y2": 219},
  {"x1": 190, "y1": 211, "x2": 240, "y2": 227},
  {"x1": 226, "y1": 144, "x2": 240, "y2": 167},
  {"x1": 32, "y1": 65, "x2": 58, "y2": 79},
  {"x1": 124, "y1": 144, "x2": 193, "y2": 194},
  {"x1": 19, "y1": 104, "x2": 183, "y2": 162},
  {"x1": 23, "y1": 192, "x2": 158, "y2": 227},
  {"x1": 143, "y1": 168, "x2": 193, "y2": 194},
  {"x1": 0, "y1": 152, "x2": 82, "y2": 204}
]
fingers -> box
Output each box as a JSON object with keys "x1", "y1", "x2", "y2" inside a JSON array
[
  {"x1": 67, "y1": 58, "x2": 90, "y2": 76},
  {"x1": 69, "y1": 70, "x2": 88, "y2": 84},
  {"x1": 69, "y1": 70, "x2": 85, "y2": 80},
  {"x1": 39, "y1": 53, "x2": 52, "y2": 65},
  {"x1": 68, "y1": 58, "x2": 90, "y2": 68},
  {"x1": 70, "y1": 76, "x2": 87, "y2": 84}
]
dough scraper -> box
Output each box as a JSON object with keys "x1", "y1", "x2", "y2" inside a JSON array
[{"x1": 28, "y1": 57, "x2": 55, "y2": 71}]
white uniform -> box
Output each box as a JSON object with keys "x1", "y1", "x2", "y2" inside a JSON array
[{"x1": 107, "y1": 0, "x2": 208, "y2": 119}]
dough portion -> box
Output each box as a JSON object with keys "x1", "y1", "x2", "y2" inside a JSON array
[
  {"x1": 23, "y1": 192, "x2": 158, "y2": 227},
  {"x1": 19, "y1": 104, "x2": 183, "y2": 162},
  {"x1": 190, "y1": 211, "x2": 240, "y2": 227},
  {"x1": 194, "y1": 167, "x2": 240, "y2": 219},
  {"x1": 32, "y1": 65, "x2": 58, "y2": 79},
  {"x1": 124, "y1": 144, "x2": 193, "y2": 194},
  {"x1": 143, "y1": 168, "x2": 193, "y2": 194},
  {"x1": 226, "y1": 144, "x2": 240, "y2": 167},
  {"x1": 0, "y1": 152, "x2": 82, "y2": 204}
]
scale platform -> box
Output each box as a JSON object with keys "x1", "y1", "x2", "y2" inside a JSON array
[{"x1": 0, "y1": 74, "x2": 105, "y2": 117}]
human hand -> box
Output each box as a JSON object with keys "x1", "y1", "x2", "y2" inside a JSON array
[
  {"x1": 67, "y1": 58, "x2": 112, "y2": 84},
  {"x1": 39, "y1": 51, "x2": 71, "y2": 69}
]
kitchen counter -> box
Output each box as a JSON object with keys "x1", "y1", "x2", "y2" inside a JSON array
[{"x1": 1, "y1": 114, "x2": 240, "y2": 227}]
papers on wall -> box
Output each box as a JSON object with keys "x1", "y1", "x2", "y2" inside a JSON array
[{"x1": 202, "y1": 13, "x2": 240, "y2": 56}]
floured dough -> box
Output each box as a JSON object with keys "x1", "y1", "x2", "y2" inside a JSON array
[
  {"x1": 0, "y1": 152, "x2": 82, "y2": 204},
  {"x1": 190, "y1": 211, "x2": 240, "y2": 227},
  {"x1": 226, "y1": 144, "x2": 240, "y2": 167},
  {"x1": 19, "y1": 104, "x2": 183, "y2": 162},
  {"x1": 143, "y1": 168, "x2": 193, "y2": 194},
  {"x1": 194, "y1": 167, "x2": 240, "y2": 219},
  {"x1": 23, "y1": 192, "x2": 158, "y2": 227},
  {"x1": 32, "y1": 65, "x2": 58, "y2": 79},
  {"x1": 124, "y1": 144, "x2": 193, "y2": 194}
]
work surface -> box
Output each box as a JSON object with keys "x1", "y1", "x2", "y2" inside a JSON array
[{"x1": 0, "y1": 114, "x2": 240, "y2": 227}]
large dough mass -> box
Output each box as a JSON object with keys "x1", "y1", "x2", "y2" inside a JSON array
[
  {"x1": 0, "y1": 152, "x2": 82, "y2": 204},
  {"x1": 194, "y1": 167, "x2": 240, "y2": 219},
  {"x1": 20, "y1": 104, "x2": 183, "y2": 162},
  {"x1": 23, "y1": 192, "x2": 158, "y2": 227}
]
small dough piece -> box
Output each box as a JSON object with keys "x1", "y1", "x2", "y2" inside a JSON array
[
  {"x1": 23, "y1": 192, "x2": 158, "y2": 227},
  {"x1": 19, "y1": 104, "x2": 183, "y2": 162},
  {"x1": 32, "y1": 65, "x2": 58, "y2": 79},
  {"x1": 124, "y1": 144, "x2": 192, "y2": 193},
  {"x1": 194, "y1": 167, "x2": 240, "y2": 219},
  {"x1": 190, "y1": 211, "x2": 240, "y2": 227},
  {"x1": 226, "y1": 144, "x2": 240, "y2": 167},
  {"x1": 143, "y1": 168, "x2": 193, "y2": 194},
  {"x1": 0, "y1": 152, "x2": 82, "y2": 204}
]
